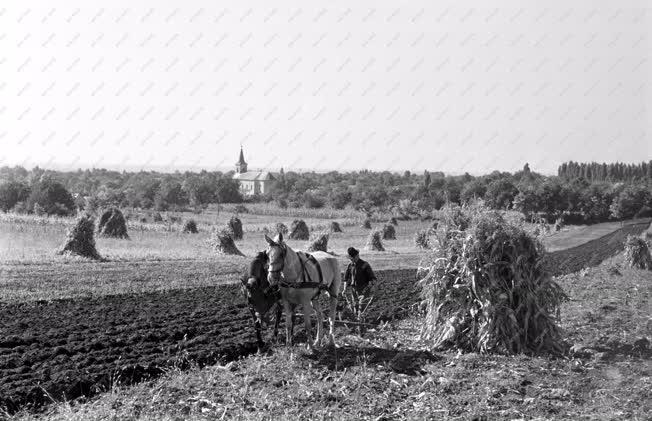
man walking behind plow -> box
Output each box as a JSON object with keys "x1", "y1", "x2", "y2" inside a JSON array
[{"x1": 340, "y1": 247, "x2": 378, "y2": 335}]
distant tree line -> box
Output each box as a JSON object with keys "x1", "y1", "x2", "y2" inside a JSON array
[
  {"x1": 558, "y1": 161, "x2": 652, "y2": 183},
  {"x1": 0, "y1": 162, "x2": 651, "y2": 224}
]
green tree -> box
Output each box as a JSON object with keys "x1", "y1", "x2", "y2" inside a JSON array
[
  {"x1": 215, "y1": 178, "x2": 243, "y2": 203},
  {"x1": 610, "y1": 185, "x2": 652, "y2": 219},
  {"x1": 0, "y1": 181, "x2": 31, "y2": 212},
  {"x1": 484, "y1": 178, "x2": 518, "y2": 210},
  {"x1": 460, "y1": 179, "x2": 486, "y2": 204},
  {"x1": 26, "y1": 179, "x2": 75, "y2": 216}
]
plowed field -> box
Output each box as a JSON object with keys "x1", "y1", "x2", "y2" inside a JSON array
[
  {"x1": 0, "y1": 269, "x2": 417, "y2": 413},
  {"x1": 1, "y1": 219, "x2": 649, "y2": 414}
]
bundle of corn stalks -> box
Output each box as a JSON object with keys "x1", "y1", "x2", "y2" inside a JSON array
[
  {"x1": 182, "y1": 219, "x2": 198, "y2": 234},
  {"x1": 382, "y1": 224, "x2": 396, "y2": 240},
  {"x1": 58, "y1": 213, "x2": 102, "y2": 260},
  {"x1": 414, "y1": 229, "x2": 430, "y2": 249},
  {"x1": 362, "y1": 219, "x2": 372, "y2": 229},
  {"x1": 389, "y1": 217, "x2": 398, "y2": 226},
  {"x1": 329, "y1": 221, "x2": 343, "y2": 233},
  {"x1": 289, "y1": 219, "x2": 309, "y2": 240},
  {"x1": 228, "y1": 216, "x2": 243, "y2": 240},
  {"x1": 365, "y1": 230, "x2": 385, "y2": 251},
  {"x1": 307, "y1": 231, "x2": 329, "y2": 252},
  {"x1": 98, "y1": 207, "x2": 129, "y2": 239},
  {"x1": 276, "y1": 222, "x2": 289, "y2": 235},
  {"x1": 624, "y1": 235, "x2": 652, "y2": 270},
  {"x1": 418, "y1": 205, "x2": 567, "y2": 355},
  {"x1": 210, "y1": 228, "x2": 245, "y2": 256}
]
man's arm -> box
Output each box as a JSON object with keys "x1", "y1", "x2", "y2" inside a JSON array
[
  {"x1": 364, "y1": 262, "x2": 377, "y2": 284},
  {"x1": 341, "y1": 265, "x2": 351, "y2": 294}
]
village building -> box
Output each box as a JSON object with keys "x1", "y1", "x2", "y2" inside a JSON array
[{"x1": 232, "y1": 147, "x2": 277, "y2": 196}]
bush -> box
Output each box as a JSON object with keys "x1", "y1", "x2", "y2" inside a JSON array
[
  {"x1": 210, "y1": 228, "x2": 245, "y2": 256},
  {"x1": 11, "y1": 201, "x2": 28, "y2": 214},
  {"x1": 382, "y1": 224, "x2": 396, "y2": 240},
  {"x1": 98, "y1": 208, "x2": 129, "y2": 239},
  {"x1": 307, "y1": 232, "x2": 329, "y2": 252},
  {"x1": 634, "y1": 206, "x2": 652, "y2": 219},
  {"x1": 289, "y1": 219, "x2": 309, "y2": 240},
  {"x1": 484, "y1": 179, "x2": 518, "y2": 210},
  {"x1": 329, "y1": 221, "x2": 343, "y2": 233},
  {"x1": 414, "y1": 230, "x2": 430, "y2": 249},
  {"x1": 228, "y1": 216, "x2": 243, "y2": 240},
  {"x1": 554, "y1": 218, "x2": 564, "y2": 232},
  {"x1": 26, "y1": 179, "x2": 75, "y2": 216},
  {"x1": 0, "y1": 181, "x2": 30, "y2": 212},
  {"x1": 419, "y1": 206, "x2": 567, "y2": 354},
  {"x1": 182, "y1": 219, "x2": 198, "y2": 234},
  {"x1": 234, "y1": 204, "x2": 249, "y2": 214},
  {"x1": 304, "y1": 192, "x2": 326, "y2": 209},
  {"x1": 610, "y1": 185, "x2": 652, "y2": 220},
  {"x1": 58, "y1": 213, "x2": 102, "y2": 260},
  {"x1": 33, "y1": 203, "x2": 45, "y2": 216},
  {"x1": 624, "y1": 235, "x2": 652, "y2": 270},
  {"x1": 365, "y1": 230, "x2": 385, "y2": 251}
]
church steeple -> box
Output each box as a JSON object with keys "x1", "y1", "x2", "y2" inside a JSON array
[{"x1": 236, "y1": 146, "x2": 248, "y2": 173}]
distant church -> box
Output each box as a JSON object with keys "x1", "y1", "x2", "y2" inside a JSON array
[{"x1": 232, "y1": 147, "x2": 277, "y2": 196}]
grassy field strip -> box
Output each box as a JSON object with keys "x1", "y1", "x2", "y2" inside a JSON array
[
  {"x1": 542, "y1": 220, "x2": 636, "y2": 252},
  {"x1": 0, "y1": 218, "x2": 433, "y2": 263},
  {"x1": 0, "y1": 212, "x2": 359, "y2": 235}
]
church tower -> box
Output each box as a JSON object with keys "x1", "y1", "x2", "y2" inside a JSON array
[{"x1": 236, "y1": 146, "x2": 248, "y2": 173}]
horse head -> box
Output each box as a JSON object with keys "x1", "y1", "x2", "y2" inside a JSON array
[
  {"x1": 240, "y1": 251, "x2": 277, "y2": 316},
  {"x1": 264, "y1": 232, "x2": 288, "y2": 284}
]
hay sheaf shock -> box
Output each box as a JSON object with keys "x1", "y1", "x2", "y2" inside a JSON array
[
  {"x1": 228, "y1": 216, "x2": 243, "y2": 240},
  {"x1": 210, "y1": 228, "x2": 245, "y2": 256},
  {"x1": 307, "y1": 231, "x2": 329, "y2": 252},
  {"x1": 98, "y1": 207, "x2": 129, "y2": 239},
  {"x1": 418, "y1": 206, "x2": 568, "y2": 355},
  {"x1": 58, "y1": 213, "x2": 102, "y2": 260},
  {"x1": 365, "y1": 230, "x2": 385, "y2": 251},
  {"x1": 624, "y1": 235, "x2": 652, "y2": 270},
  {"x1": 289, "y1": 219, "x2": 310, "y2": 240}
]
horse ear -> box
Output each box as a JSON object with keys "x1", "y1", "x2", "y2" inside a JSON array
[
  {"x1": 277, "y1": 232, "x2": 284, "y2": 243},
  {"x1": 264, "y1": 234, "x2": 276, "y2": 246}
]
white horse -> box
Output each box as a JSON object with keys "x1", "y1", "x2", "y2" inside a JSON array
[{"x1": 264, "y1": 233, "x2": 342, "y2": 350}]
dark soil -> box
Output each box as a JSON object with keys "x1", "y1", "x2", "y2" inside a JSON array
[{"x1": 0, "y1": 269, "x2": 416, "y2": 413}]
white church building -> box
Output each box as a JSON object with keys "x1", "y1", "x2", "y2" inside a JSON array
[{"x1": 231, "y1": 147, "x2": 277, "y2": 196}]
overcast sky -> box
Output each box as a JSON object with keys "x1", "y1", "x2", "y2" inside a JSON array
[{"x1": 1, "y1": 0, "x2": 650, "y2": 175}]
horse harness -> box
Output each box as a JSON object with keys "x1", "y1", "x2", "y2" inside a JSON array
[{"x1": 274, "y1": 245, "x2": 327, "y2": 293}]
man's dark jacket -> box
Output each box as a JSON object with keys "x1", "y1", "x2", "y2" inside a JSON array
[{"x1": 344, "y1": 258, "x2": 377, "y2": 292}]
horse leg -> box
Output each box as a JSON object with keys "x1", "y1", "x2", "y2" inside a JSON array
[
  {"x1": 249, "y1": 308, "x2": 264, "y2": 350},
  {"x1": 283, "y1": 300, "x2": 293, "y2": 346},
  {"x1": 302, "y1": 300, "x2": 314, "y2": 351},
  {"x1": 312, "y1": 299, "x2": 323, "y2": 348},
  {"x1": 328, "y1": 295, "x2": 337, "y2": 347},
  {"x1": 273, "y1": 303, "x2": 282, "y2": 343}
]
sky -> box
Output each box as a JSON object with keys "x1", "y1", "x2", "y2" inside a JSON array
[{"x1": 1, "y1": 0, "x2": 650, "y2": 175}]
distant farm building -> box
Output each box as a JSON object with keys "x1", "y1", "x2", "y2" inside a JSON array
[{"x1": 232, "y1": 147, "x2": 277, "y2": 196}]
